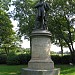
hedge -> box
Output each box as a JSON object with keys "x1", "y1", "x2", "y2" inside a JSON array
[
  {"x1": 6, "y1": 53, "x2": 31, "y2": 65},
  {"x1": 51, "y1": 55, "x2": 72, "y2": 64},
  {"x1": 0, "y1": 54, "x2": 7, "y2": 64},
  {"x1": 0, "y1": 54, "x2": 74, "y2": 65},
  {"x1": 51, "y1": 55, "x2": 61, "y2": 64},
  {"x1": 7, "y1": 54, "x2": 20, "y2": 65},
  {"x1": 18, "y1": 54, "x2": 31, "y2": 64}
]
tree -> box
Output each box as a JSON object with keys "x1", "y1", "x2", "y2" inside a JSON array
[
  {"x1": 12, "y1": 0, "x2": 75, "y2": 62},
  {"x1": 0, "y1": 0, "x2": 11, "y2": 11},
  {"x1": 47, "y1": 0, "x2": 75, "y2": 62},
  {"x1": 12, "y1": 0, "x2": 36, "y2": 37},
  {"x1": 0, "y1": 0, "x2": 23, "y2": 55},
  {"x1": 0, "y1": 9, "x2": 16, "y2": 55},
  {"x1": 48, "y1": 15, "x2": 75, "y2": 56}
]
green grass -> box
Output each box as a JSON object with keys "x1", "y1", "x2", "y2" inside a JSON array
[
  {"x1": 0, "y1": 65, "x2": 75, "y2": 75},
  {"x1": 55, "y1": 65, "x2": 75, "y2": 75},
  {"x1": 0, "y1": 65, "x2": 27, "y2": 75}
]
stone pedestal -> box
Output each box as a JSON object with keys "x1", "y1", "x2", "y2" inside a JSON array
[
  {"x1": 21, "y1": 30, "x2": 60, "y2": 75},
  {"x1": 21, "y1": 68, "x2": 60, "y2": 75}
]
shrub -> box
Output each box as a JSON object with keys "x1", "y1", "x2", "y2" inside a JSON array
[
  {"x1": 51, "y1": 55, "x2": 72, "y2": 64},
  {"x1": 7, "y1": 53, "x2": 31, "y2": 65},
  {"x1": 1, "y1": 52, "x2": 73, "y2": 65},
  {"x1": 18, "y1": 54, "x2": 31, "y2": 64},
  {"x1": 0, "y1": 54, "x2": 7, "y2": 64},
  {"x1": 61, "y1": 55, "x2": 71, "y2": 64},
  {"x1": 51, "y1": 55, "x2": 61, "y2": 64},
  {"x1": 7, "y1": 53, "x2": 20, "y2": 65}
]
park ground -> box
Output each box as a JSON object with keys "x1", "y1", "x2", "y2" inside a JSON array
[{"x1": 0, "y1": 65, "x2": 75, "y2": 75}]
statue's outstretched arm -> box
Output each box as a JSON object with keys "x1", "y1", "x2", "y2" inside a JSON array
[{"x1": 44, "y1": 3, "x2": 50, "y2": 11}]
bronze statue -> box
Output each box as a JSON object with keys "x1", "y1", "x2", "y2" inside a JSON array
[{"x1": 34, "y1": 0, "x2": 49, "y2": 30}]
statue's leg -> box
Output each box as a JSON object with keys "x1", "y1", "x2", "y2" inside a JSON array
[
  {"x1": 40, "y1": 16, "x2": 44, "y2": 29},
  {"x1": 40, "y1": 20, "x2": 44, "y2": 29}
]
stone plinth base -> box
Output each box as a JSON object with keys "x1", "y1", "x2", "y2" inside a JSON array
[
  {"x1": 21, "y1": 68, "x2": 60, "y2": 75},
  {"x1": 28, "y1": 59, "x2": 54, "y2": 70}
]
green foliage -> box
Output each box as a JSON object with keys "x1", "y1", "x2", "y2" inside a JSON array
[
  {"x1": 12, "y1": 0, "x2": 75, "y2": 50},
  {"x1": 0, "y1": 10, "x2": 14, "y2": 38},
  {"x1": 7, "y1": 53, "x2": 31, "y2": 65},
  {"x1": 51, "y1": 55, "x2": 72, "y2": 64},
  {"x1": 0, "y1": 9, "x2": 20, "y2": 55},
  {"x1": 47, "y1": 0, "x2": 75, "y2": 57},
  {"x1": 61, "y1": 55, "x2": 72, "y2": 64},
  {"x1": 13, "y1": 0, "x2": 35, "y2": 37},
  {"x1": 0, "y1": 0, "x2": 11, "y2": 11},
  {"x1": 51, "y1": 55, "x2": 62, "y2": 64},
  {"x1": 0, "y1": 54, "x2": 7, "y2": 64},
  {"x1": 7, "y1": 53, "x2": 20, "y2": 65},
  {"x1": 0, "y1": 53, "x2": 75, "y2": 65},
  {"x1": 11, "y1": 0, "x2": 75, "y2": 63},
  {"x1": 18, "y1": 54, "x2": 31, "y2": 64}
]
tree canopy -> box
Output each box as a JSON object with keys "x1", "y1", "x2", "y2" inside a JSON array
[
  {"x1": 0, "y1": 0, "x2": 11, "y2": 11},
  {"x1": 0, "y1": 9, "x2": 16, "y2": 55},
  {"x1": 12, "y1": 0, "x2": 75, "y2": 60}
]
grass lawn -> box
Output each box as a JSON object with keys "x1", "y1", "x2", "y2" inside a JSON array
[
  {"x1": 55, "y1": 65, "x2": 75, "y2": 75},
  {"x1": 0, "y1": 65, "x2": 27, "y2": 75},
  {"x1": 0, "y1": 65, "x2": 75, "y2": 75}
]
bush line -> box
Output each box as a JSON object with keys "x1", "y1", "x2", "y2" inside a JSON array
[{"x1": 0, "y1": 54, "x2": 74, "y2": 65}]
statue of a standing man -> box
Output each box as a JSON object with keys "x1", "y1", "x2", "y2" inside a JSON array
[{"x1": 34, "y1": 0, "x2": 49, "y2": 30}]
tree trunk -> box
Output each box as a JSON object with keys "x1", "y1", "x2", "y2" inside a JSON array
[
  {"x1": 60, "y1": 32, "x2": 74, "y2": 63},
  {"x1": 59, "y1": 39, "x2": 63, "y2": 56},
  {"x1": 4, "y1": 47, "x2": 8, "y2": 55},
  {"x1": 67, "y1": 23, "x2": 75, "y2": 52},
  {"x1": 61, "y1": 44, "x2": 63, "y2": 56}
]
